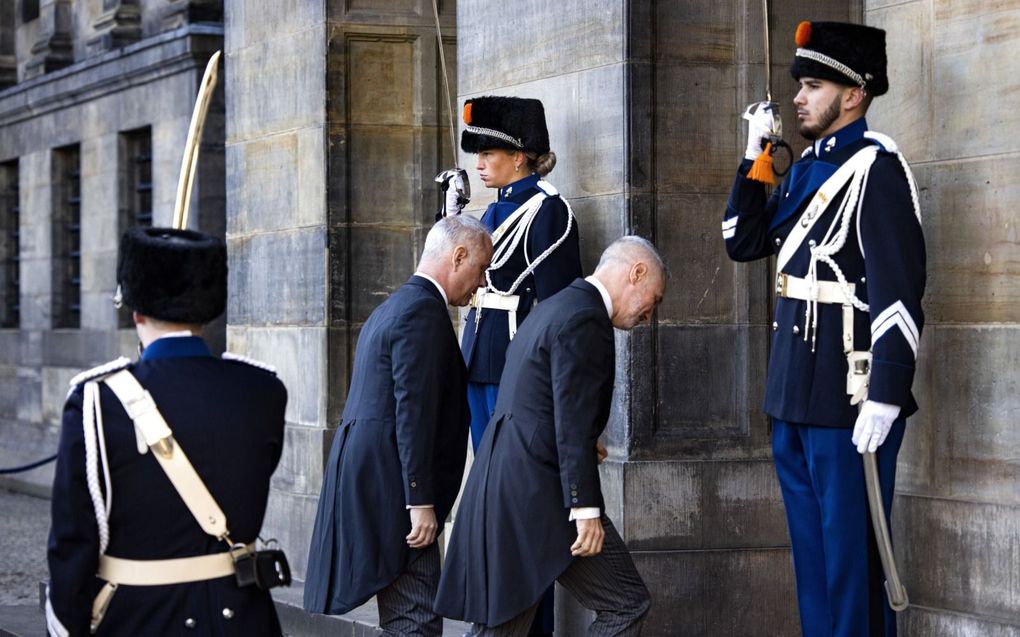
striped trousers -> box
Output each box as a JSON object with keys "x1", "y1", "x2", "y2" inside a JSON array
[
  {"x1": 471, "y1": 517, "x2": 650, "y2": 637},
  {"x1": 377, "y1": 543, "x2": 443, "y2": 637}
]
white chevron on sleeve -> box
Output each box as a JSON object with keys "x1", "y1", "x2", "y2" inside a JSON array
[
  {"x1": 871, "y1": 300, "x2": 919, "y2": 358},
  {"x1": 722, "y1": 217, "x2": 737, "y2": 239}
]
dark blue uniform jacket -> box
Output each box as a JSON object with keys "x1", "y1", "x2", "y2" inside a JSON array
[
  {"x1": 436, "y1": 279, "x2": 613, "y2": 626},
  {"x1": 461, "y1": 173, "x2": 582, "y2": 384},
  {"x1": 47, "y1": 336, "x2": 287, "y2": 636},
  {"x1": 723, "y1": 118, "x2": 926, "y2": 427},
  {"x1": 303, "y1": 276, "x2": 470, "y2": 615}
]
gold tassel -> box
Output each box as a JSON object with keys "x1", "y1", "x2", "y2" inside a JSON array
[{"x1": 748, "y1": 142, "x2": 777, "y2": 186}]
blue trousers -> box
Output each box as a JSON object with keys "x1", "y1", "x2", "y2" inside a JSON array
[
  {"x1": 772, "y1": 419, "x2": 906, "y2": 637},
  {"x1": 467, "y1": 382, "x2": 554, "y2": 635}
]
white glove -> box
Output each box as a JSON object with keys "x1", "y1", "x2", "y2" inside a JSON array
[
  {"x1": 743, "y1": 102, "x2": 776, "y2": 161},
  {"x1": 435, "y1": 168, "x2": 470, "y2": 217},
  {"x1": 851, "y1": 400, "x2": 901, "y2": 454}
]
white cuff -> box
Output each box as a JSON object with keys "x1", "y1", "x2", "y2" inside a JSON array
[
  {"x1": 569, "y1": 507, "x2": 600, "y2": 521},
  {"x1": 406, "y1": 504, "x2": 434, "y2": 510}
]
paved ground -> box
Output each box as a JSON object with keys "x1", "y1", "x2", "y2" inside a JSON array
[{"x1": 0, "y1": 490, "x2": 49, "y2": 606}]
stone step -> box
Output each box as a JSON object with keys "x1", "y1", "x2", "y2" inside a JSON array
[
  {"x1": 0, "y1": 605, "x2": 47, "y2": 637},
  {"x1": 274, "y1": 583, "x2": 470, "y2": 637}
]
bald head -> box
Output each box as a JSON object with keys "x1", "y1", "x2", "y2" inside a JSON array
[{"x1": 592, "y1": 236, "x2": 667, "y2": 330}]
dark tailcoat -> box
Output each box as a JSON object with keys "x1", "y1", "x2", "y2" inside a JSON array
[
  {"x1": 47, "y1": 336, "x2": 287, "y2": 636},
  {"x1": 461, "y1": 173, "x2": 582, "y2": 384},
  {"x1": 303, "y1": 276, "x2": 470, "y2": 615},
  {"x1": 435, "y1": 279, "x2": 614, "y2": 626},
  {"x1": 723, "y1": 117, "x2": 926, "y2": 428}
]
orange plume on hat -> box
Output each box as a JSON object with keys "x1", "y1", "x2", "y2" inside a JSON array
[
  {"x1": 463, "y1": 102, "x2": 472, "y2": 125},
  {"x1": 795, "y1": 21, "x2": 812, "y2": 47}
]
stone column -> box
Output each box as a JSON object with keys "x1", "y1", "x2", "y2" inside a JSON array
[
  {"x1": 458, "y1": 1, "x2": 852, "y2": 634},
  {"x1": 85, "y1": 0, "x2": 142, "y2": 57},
  {"x1": 225, "y1": 0, "x2": 455, "y2": 581},
  {"x1": 23, "y1": 0, "x2": 73, "y2": 80}
]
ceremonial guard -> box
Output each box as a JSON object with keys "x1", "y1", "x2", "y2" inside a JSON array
[
  {"x1": 46, "y1": 227, "x2": 289, "y2": 636},
  {"x1": 722, "y1": 22, "x2": 926, "y2": 637}
]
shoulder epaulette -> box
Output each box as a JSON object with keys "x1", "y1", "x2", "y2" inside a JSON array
[
  {"x1": 68, "y1": 357, "x2": 132, "y2": 389},
  {"x1": 863, "y1": 131, "x2": 899, "y2": 154},
  {"x1": 222, "y1": 352, "x2": 277, "y2": 374},
  {"x1": 536, "y1": 179, "x2": 560, "y2": 197}
]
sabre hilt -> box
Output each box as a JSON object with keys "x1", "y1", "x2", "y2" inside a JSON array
[{"x1": 750, "y1": 101, "x2": 793, "y2": 178}]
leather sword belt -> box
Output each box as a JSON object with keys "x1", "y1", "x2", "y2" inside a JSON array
[
  {"x1": 97, "y1": 543, "x2": 254, "y2": 586},
  {"x1": 470, "y1": 287, "x2": 522, "y2": 339},
  {"x1": 776, "y1": 272, "x2": 870, "y2": 404}
]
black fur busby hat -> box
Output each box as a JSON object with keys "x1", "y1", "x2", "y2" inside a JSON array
[
  {"x1": 461, "y1": 96, "x2": 550, "y2": 155},
  {"x1": 790, "y1": 21, "x2": 888, "y2": 96},
  {"x1": 116, "y1": 227, "x2": 227, "y2": 324}
]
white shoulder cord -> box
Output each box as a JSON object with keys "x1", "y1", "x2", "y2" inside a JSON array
[
  {"x1": 802, "y1": 142, "x2": 922, "y2": 351},
  {"x1": 82, "y1": 381, "x2": 112, "y2": 555},
  {"x1": 485, "y1": 182, "x2": 576, "y2": 296}
]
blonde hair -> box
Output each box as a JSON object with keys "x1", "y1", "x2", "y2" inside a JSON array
[{"x1": 525, "y1": 151, "x2": 557, "y2": 176}]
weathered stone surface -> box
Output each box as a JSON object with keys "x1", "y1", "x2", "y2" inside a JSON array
[
  {"x1": 227, "y1": 125, "x2": 327, "y2": 235},
  {"x1": 913, "y1": 158, "x2": 1020, "y2": 324},
  {"x1": 271, "y1": 424, "x2": 334, "y2": 497},
  {"x1": 347, "y1": 226, "x2": 417, "y2": 324},
  {"x1": 900, "y1": 606, "x2": 1020, "y2": 637},
  {"x1": 261, "y1": 491, "x2": 320, "y2": 580},
  {"x1": 457, "y1": 0, "x2": 624, "y2": 94},
  {"x1": 894, "y1": 494, "x2": 1020, "y2": 622},
  {"x1": 226, "y1": 25, "x2": 326, "y2": 143},
  {"x1": 656, "y1": 193, "x2": 737, "y2": 323},
  {"x1": 586, "y1": 549, "x2": 800, "y2": 637},
  {"x1": 654, "y1": 64, "x2": 738, "y2": 195},
  {"x1": 652, "y1": 325, "x2": 770, "y2": 455},
  {"x1": 930, "y1": 326, "x2": 1020, "y2": 505},
  {"x1": 933, "y1": 0, "x2": 1020, "y2": 159},
  {"x1": 620, "y1": 459, "x2": 787, "y2": 550},
  {"x1": 866, "y1": 0, "x2": 934, "y2": 163},
  {"x1": 227, "y1": 228, "x2": 327, "y2": 327},
  {"x1": 894, "y1": 328, "x2": 935, "y2": 495},
  {"x1": 40, "y1": 366, "x2": 78, "y2": 423}
]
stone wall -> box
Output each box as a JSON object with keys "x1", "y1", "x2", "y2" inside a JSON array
[
  {"x1": 0, "y1": 24, "x2": 224, "y2": 494},
  {"x1": 866, "y1": 1, "x2": 1020, "y2": 633}
]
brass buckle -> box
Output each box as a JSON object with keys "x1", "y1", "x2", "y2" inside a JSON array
[{"x1": 776, "y1": 272, "x2": 789, "y2": 297}]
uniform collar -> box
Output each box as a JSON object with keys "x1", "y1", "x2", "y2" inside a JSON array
[
  {"x1": 413, "y1": 271, "x2": 449, "y2": 306},
  {"x1": 497, "y1": 173, "x2": 540, "y2": 201},
  {"x1": 584, "y1": 275, "x2": 614, "y2": 319},
  {"x1": 812, "y1": 117, "x2": 868, "y2": 158},
  {"x1": 140, "y1": 334, "x2": 212, "y2": 360}
]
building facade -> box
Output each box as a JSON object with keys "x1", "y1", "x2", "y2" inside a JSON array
[
  {"x1": 0, "y1": 0, "x2": 224, "y2": 495},
  {"x1": 2, "y1": 0, "x2": 1019, "y2": 635}
]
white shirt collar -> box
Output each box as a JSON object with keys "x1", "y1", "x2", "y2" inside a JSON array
[
  {"x1": 584, "y1": 275, "x2": 613, "y2": 318},
  {"x1": 414, "y1": 271, "x2": 449, "y2": 306},
  {"x1": 158, "y1": 330, "x2": 196, "y2": 339}
]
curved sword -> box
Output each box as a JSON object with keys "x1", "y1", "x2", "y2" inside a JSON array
[
  {"x1": 863, "y1": 451, "x2": 909, "y2": 611},
  {"x1": 172, "y1": 50, "x2": 222, "y2": 230}
]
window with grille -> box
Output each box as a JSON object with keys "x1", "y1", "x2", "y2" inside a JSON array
[
  {"x1": 52, "y1": 144, "x2": 81, "y2": 329},
  {"x1": 118, "y1": 127, "x2": 152, "y2": 327},
  {"x1": 0, "y1": 160, "x2": 18, "y2": 328}
]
